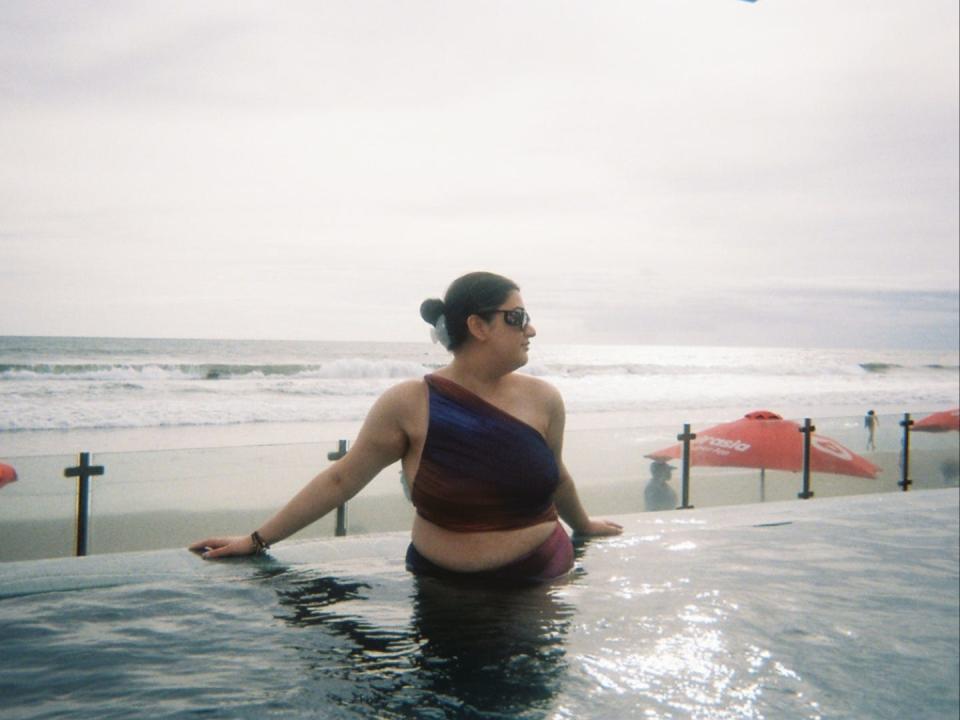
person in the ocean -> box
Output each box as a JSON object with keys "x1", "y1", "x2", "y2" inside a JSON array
[
  {"x1": 644, "y1": 460, "x2": 677, "y2": 511},
  {"x1": 864, "y1": 409, "x2": 879, "y2": 451},
  {"x1": 190, "y1": 271, "x2": 623, "y2": 583}
]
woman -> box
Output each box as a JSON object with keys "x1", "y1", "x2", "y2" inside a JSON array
[{"x1": 190, "y1": 272, "x2": 622, "y2": 583}]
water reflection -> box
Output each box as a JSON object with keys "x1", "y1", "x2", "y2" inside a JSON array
[
  {"x1": 265, "y1": 566, "x2": 576, "y2": 719},
  {"x1": 410, "y1": 575, "x2": 574, "y2": 716}
]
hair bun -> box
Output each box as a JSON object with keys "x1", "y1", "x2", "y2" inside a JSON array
[{"x1": 419, "y1": 298, "x2": 445, "y2": 325}]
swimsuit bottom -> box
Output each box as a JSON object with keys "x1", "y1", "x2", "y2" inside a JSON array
[{"x1": 405, "y1": 522, "x2": 573, "y2": 585}]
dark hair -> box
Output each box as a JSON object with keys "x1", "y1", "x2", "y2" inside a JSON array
[{"x1": 420, "y1": 271, "x2": 519, "y2": 350}]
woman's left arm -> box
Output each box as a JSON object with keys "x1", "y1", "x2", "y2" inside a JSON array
[{"x1": 543, "y1": 382, "x2": 623, "y2": 537}]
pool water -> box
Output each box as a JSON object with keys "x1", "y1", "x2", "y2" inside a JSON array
[{"x1": 1, "y1": 490, "x2": 957, "y2": 719}]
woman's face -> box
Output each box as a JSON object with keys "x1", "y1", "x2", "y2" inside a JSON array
[{"x1": 485, "y1": 290, "x2": 536, "y2": 367}]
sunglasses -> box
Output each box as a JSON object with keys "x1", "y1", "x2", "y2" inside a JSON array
[{"x1": 479, "y1": 307, "x2": 531, "y2": 330}]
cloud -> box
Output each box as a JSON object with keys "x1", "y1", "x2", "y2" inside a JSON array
[
  {"x1": 0, "y1": 1, "x2": 956, "y2": 348},
  {"x1": 549, "y1": 284, "x2": 959, "y2": 349}
]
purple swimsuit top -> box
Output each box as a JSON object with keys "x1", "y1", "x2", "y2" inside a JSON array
[{"x1": 411, "y1": 375, "x2": 560, "y2": 532}]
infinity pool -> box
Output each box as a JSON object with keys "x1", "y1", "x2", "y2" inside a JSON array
[{"x1": 2, "y1": 489, "x2": 957, "y2": 719}]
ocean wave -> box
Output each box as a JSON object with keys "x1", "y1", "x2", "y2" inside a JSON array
[
  {"x1": 860, "y1": 363, "x2": 903, "y2": 373},
  {"x1": 0, "y1": 360, "x2": 433, "y2": 382},
  {"x1": 534, "y1": 360, "x2": 947, "y2": 379},
  {"x1": 4, "y1": 356, "x2": 955, "y2": 384},
  {"x1": 857, "y1": 362, "x2": 960, "y2": 374},
  {"x1": 3, "y1": 339, "x2": 957, "y2": 434}
]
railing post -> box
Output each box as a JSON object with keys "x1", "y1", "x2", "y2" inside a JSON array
[
  {"x1": 64, "y1": 452, "x2": 105, "y2": 556},
  {"x1": 797, "y1": 418, "x2": 815, "y2": 499},
  {"x1": 899, "y1": 413, "x2": 913, "y2": 491},
  {"x1": 327, "y1": 439, "x2": 350, "y2": 535},
  {"x1": 677, "y1": 423, "x2": 696, "y2": 509}
]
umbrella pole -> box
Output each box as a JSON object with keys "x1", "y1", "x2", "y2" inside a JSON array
[
  {"x1": 798, "y1": 418, "x2": 815, "y2": 499},
  {"x1": 678, "y1": 423, "x2": 696, "y2": 509},
  {"x1": 760, "y1": 468, "x2": 765, "y2": 502},
  {"x1": 899, "y1": 413, "x2": 913, "y2": 491}
]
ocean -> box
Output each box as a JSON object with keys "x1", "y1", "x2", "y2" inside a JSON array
[{"x1": 2, "y1": 335, "x2": 957, "y2": 457}]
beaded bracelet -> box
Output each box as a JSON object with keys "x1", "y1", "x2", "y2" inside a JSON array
[{"x1": 250, "y1": 530, "x2": 270, "y2": 554}]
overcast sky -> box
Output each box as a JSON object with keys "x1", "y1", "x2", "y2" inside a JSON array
[{"x1": 1, "y1": 0, "x2": 957, "y2": 349}]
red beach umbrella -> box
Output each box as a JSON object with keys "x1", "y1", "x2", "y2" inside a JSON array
[
  {"x1": 0, "y1": 463, "x2": 17, "y2": 490},
  {"x1": 646, "y1": 410, "x2": 880, "y2": 479},
  {"x1": 912, "y1": 408, "x2": 960, "y2": 433}
]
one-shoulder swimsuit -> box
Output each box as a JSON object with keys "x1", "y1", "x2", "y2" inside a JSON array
[{"x1": 405, "y1": 374, "x2": 574, "y2": 583}]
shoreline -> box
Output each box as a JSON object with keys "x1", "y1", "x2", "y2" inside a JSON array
[{"x1": 1, "y1": 400, "x2": 944, "y2": 458}]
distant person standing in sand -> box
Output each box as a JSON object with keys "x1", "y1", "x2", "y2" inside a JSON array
[
  {"x1": 864, "y1": 410, "x2": 879, "y2": 451},
  {"x1": 644, "y1": 460, "x2": 677, "y2": 511},
  {"x1": 940, "y1": 459, "x2": 959, "y2": 486},
  {"x1": 190, "y1": 271, "x2": 622, "y2": 584}
]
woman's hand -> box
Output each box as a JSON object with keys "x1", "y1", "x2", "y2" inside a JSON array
[
  {"x1": 576, "y1": 519, "x2": 624, "y2": 537},
  {"x1": 188, "y1": 535, "x2": 257, "y2": 560}
]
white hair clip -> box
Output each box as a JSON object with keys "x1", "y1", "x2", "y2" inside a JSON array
[{"x1": 430, "y1": 315, "x2": 452, "y2": 349}]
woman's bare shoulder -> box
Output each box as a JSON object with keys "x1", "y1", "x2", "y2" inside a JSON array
[
  {"x1": 512, "y1": 373, "x2": 564, "y2": 408},
  {"x1": 378, "y1": 378, "x2": 429, "y2": 409},
  {"x1": 359, "y1": 378, "x2": 428, "y2": 438}
]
